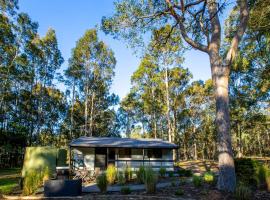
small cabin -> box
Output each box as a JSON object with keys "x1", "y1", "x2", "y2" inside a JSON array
[{"x1": 69, "y1": 136, "x2": 178, "y2": 172}]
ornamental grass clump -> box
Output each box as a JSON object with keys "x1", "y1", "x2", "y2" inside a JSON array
[
  {"x1": 120, "y1": 186, "x2": 131, "y2": 194},
  {"x1": 136, "y1": 165, "x2": 145, "y2": 183},
  {"x1": 235, "y1": 183, "x2": 252, "y2": 200},
  {"x1": 192, "y1": 175, "x2": 202, "y2": 187},
  {"x1": 143, "y1": 167, "x2": 158, "y2": 194},
  {"x1": 159, "y1": 167, "x2": 166, "y2": 178},
  {"x1": 23, "y1": 167, "x2": 51, "y2": 196},
  {"x1": 124, "y1": 166, "x2": 132, "y2": 182},
  {"x1": 117, "y1": 171, "x2": 126, "y2": 185},
  {"x1": 96, "y1": 173, "x2": 108, "y2": 193},
  {"x1": 106, "y1": 164, "x2": 117, "y2": 185}
]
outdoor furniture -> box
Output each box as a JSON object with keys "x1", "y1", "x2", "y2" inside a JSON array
[
  {"x1": 44, "y1": 179, "x2": 82, "y2": 197},
  {"x1": 73, "y1": 169, "x2": 97, "y2": 184}
]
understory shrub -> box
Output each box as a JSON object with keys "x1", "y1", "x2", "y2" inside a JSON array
[
  {"x1": 203, "y1": 171, "x2": 215, "y2": 184},
  {"x1": 168, "y1": 171, "x2": 174, "y2": 177},
  {"x1": 192, "y1": 175, "x2": 202, "y2": 187},
  {"x1": 159, "y1": 167, "x2": 166, "y2": 177},
  {"x1": 144, "y1": 167, "x2": 158, "y2": 194},
  {"x1": 235, "y1": 183, "x2": 252, "y2": 200},
  {"x1": 117, "y1": 171, "x2": 126, "y2": 185},
  {"x1": 121, "y1": 186, "x2": 131, "y2": 194},
  {"x1": 124, "y1": 166, "x2": 132, "y2": 182},
  {"x1": 175, "y1": 188, "x2": 184, "y2": 196},
  {"x1": 234, "y1": 158, "x2": 258, "y2": 187},
  {"x1": 106, "y1": 164, "x2": 117, "y2": 185},
  {"x1": 266, "y1": 169, "x2": 270, "y2": 192},
  {"x1": 96, "y1": 173, "x2": 108, "y2": 193},
  {"x1": 178, "y1": 168, "x2": 193, "y2": 177},
  {"x1": 136, "y1": 166, "x2": 145, "y2": 183}
]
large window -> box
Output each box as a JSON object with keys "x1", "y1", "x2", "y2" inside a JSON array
[
  {"x1": 147, "y1": 148, "x2": 162, "y2": 159},
  {"x1": 118, "y1": 148, "x2": 131, "y2": 158}
]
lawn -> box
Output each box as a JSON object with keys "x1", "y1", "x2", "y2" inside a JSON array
[{"x1": 0, "y1": 168, "x2": 21, "y2": 195}]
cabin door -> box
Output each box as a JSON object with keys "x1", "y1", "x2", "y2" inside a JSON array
[{"x1": 95, "y1": 147, "x2": 107, "y2": 170}]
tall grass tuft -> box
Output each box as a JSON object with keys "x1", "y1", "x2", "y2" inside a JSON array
[
  {"x1": 96, "y1": 173, "x2": 108, "y2": 193},
  {"x1": 143, "y1": 167, "x2": 157, "y2": 194},
  {"x1": 159, "y1": 167, "x2": 166, "y2": 178},
  {"x1": 124, "y1": 166, "x2": 132, "y2": 182},
  {"x1": 192, "y1": 175, "x2": 202, "y2": 187},
  {"x1": 235, "y1": 183, "x2": 252, "y2": 200},
  {"x1": 106, "y1": 164, "x2": 117, "y2": 185},
  {"x1": 136, "y1": 166, "x2": 145, "y2": 183},
  {"x1": 117, "y1": 171, "x2": 126, "y2": 185}
]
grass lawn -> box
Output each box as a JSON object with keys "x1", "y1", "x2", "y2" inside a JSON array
[{"x1": 0, "y1": 168, "x2": 21, "y2": 195}]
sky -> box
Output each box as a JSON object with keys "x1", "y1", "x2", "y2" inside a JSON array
[{"x1": 19, "y1": 0, "x2": 211, "y2": 100}]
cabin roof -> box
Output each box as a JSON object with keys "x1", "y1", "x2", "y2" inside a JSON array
[{"x1": 69, "y1": 136, "x2": 178, "y2": 149}]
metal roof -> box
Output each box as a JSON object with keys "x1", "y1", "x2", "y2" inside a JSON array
[{"x1": 69, "y1": 136, "x2": 178, "y2": 149}]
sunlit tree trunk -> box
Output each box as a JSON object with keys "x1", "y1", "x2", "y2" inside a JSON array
[{"x1": 165, "y1": 67, "x2": 172, "y2": 142}]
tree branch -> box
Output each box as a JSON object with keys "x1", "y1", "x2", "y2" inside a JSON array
[
  {"x1": 166, "y1": 0, "x2": 208, "y2": 53},
  {"x1": 225, "y1": 0, "x2": 249, "y2": 66}
]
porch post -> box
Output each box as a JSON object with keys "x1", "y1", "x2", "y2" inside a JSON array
[
  {"x1": 143, "y1": 148, "x2": 144, "y2": 166},
  {"x1": 69, "y1": 146, "x2": 71, "y2": 179},
  {"x1": 106, "y1": 147, "x2": 109, "y2": 168}
]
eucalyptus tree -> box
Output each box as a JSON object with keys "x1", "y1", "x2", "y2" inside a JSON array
[
  {"x1": 102, "y1": 0, "x2": 250, "y2": 191},
  {"x1": 65, "y1": 29, "x2": 118, "y2": 137}
]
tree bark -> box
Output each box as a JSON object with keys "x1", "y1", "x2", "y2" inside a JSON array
[
  {"x1": 165, "y1": 67, "x2": 172, "y2": 142},
  {"x1": 212, "y1": 63, "x2": 236, "y2": 192}
]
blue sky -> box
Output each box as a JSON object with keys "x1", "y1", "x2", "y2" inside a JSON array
[{"x1": 19, "y1": 0, "x2": 211, "y2": 99}]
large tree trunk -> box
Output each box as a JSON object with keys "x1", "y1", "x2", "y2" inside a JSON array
[
  {"x1": 212, "y1": 63, "x2": 236, "y2": 192},
  {"x1": 89, "y1": 92, "x2": 95, "y2": 137},
  {"x1": 165, "y1": 67, "x2": 172, "y2": 142}
]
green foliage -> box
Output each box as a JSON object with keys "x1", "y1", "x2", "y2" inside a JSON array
[
  {"x1": 203, "y1": 171, "x2": 215, "y2": 184},
  {"x1": 120, "y1": 186, "x2": 131, "y2": 194},
  {"x1": 143, "y1": 167, "x2": 157, "y2": 194},
  {"x1": 106, "y1": 164, "x2": 117, "y2": 185},
  {"x1": 234, "y1": 158, "x2": 258, "y2": 187},
  {"x1": 168, "y1": 171, "x2": 174, "y2": 177},
  {"x1": 175, "y1": 188, "x2": 184, "y2": 196},
  {"x1": 159, "y1": 167, "x2": 166, "y2": 177},
  {"x1": 266, "y1": 170, "x2": 270, "y2": 192},
  {"x1": 124, "y1": 166, "x2": 132, "y2": 182},
  {"x1": 0, "y1": 178, "x2": 18, "y2": 195},
  {"x1": 96, "y1": 173, "x2": 108, "y2": 193},
  {"x1": 178, "y1": 168, "x2": 193, "y2": 177},
  {"x1": 171, "y1": 181, "x2": 176, "y2": 187},
  {"x1": 117, "y1": 171, "x2": 125, "y2": 185},
  {"x1": 136, "y1": 166, "x2": 145, "y2": 184},
  {"x1": 23, "y1": 167, "x2": 50, "y2": 196},
  {"x1": 192, "y1": 175, "x2": 202, "y2": 187},
  {"x1": 235, "y1": 184, "x2": 252, "y2": 200}
]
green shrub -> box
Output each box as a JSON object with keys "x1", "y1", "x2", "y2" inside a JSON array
[
  {"x1": 120, "y1": 186, "x2": 131, "y2": 194},
  {"x1": 203, "y1": 171, "x2": 215, "y2": 184},
  {"x1": 179, "y1": 177, "x2": 187, "y2": 185},
  {"x1": 175, "y1": 188, "x2": 184, "y2": 196},
  {"x1": 117, "y1": 171, "x2": 126, "y2": 185},
  {"x1": 124, "y1": 166, "x2": 132, "y2": 182},
  {"x1": 235, "y1": 158, "x2": 258, "y2": 187},
  {"x1": 159, "y1": 167, "x2": 166, "y2": 177},
  {"x1": 136, "y1": 166, "x2": 145, "y2": 183},
  {"x1": 184, "y1": 169, "x2": 193, "y2": 177},
  {"x1": 168, "y1": 171, "x2": 174, "y2": 177},
  {"x1": 266, "y1": 170, "x2": 270, "y2": 192},
  {"x1": 106, "y1": 164, "x2": 117, "y2": 185},
  {"x1": 171, "y1": 181, "x2": 176, "y2": 187},
  {"x1": 235, "y1": 184, "x2": 252, "y2": 200},
  {"x1": 192, "y1": 175, "x2": 202, "y2": 187},
  {"x1": 143, "y1": 167, "x2": 158, "y2": 194},
  {"x1": 178, "y1": 168, "x2": 193, "y2": 177},
  {"x1": 96, "y1": 173, "x2": 108, "y2": 193}
]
